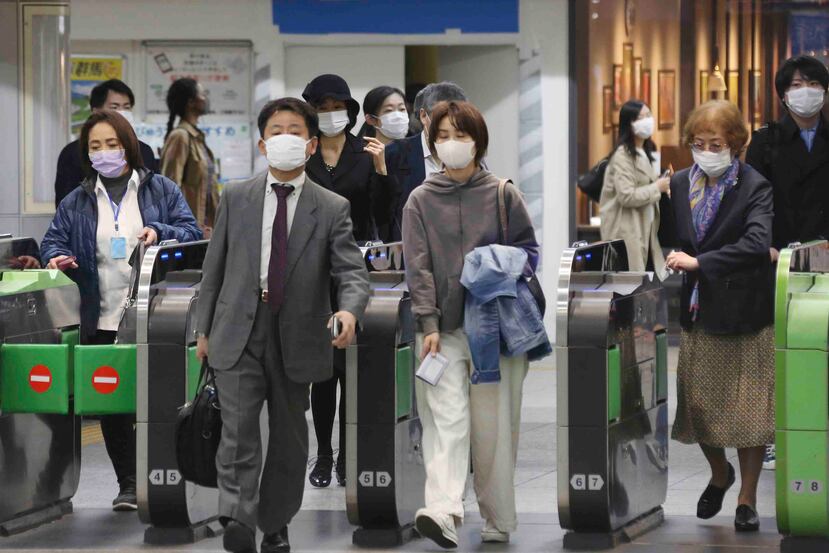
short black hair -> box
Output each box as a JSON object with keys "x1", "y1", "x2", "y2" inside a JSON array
[
  {"x1": 89, "y1": 79, "x2": 135, "y2": 110},
  {"x1": 775, "y1": 55, "x2": 829, "y2": 100},
  {"x1": 257, "y1": 98, "x2": 319, "y2": 138}
]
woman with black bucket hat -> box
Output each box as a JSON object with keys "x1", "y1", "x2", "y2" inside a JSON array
[{"x1": 302, "y1": 74, "x2": 394, "y2": 488}]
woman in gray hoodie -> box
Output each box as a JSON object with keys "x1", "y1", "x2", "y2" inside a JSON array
[{"x1": 402, "y1": 100, "x2": 540, "y2": 548}]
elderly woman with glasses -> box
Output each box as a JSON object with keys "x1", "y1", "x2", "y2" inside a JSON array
[{"x1": 666, "y1": 100, "x2": 774, "y2": 533}]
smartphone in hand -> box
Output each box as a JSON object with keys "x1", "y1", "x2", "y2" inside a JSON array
[
  {"x1": 330, "y1": 315, "x2": 341, "y2": 340},
  {"x1": 56, "y1": 256, "x2": 77, "y2": 270}
]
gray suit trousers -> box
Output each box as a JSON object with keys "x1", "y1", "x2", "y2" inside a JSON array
[{"x1": 214, "y1": 302, "x2": 310, "y2": 533}]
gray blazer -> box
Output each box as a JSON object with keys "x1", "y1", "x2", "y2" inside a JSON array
[{"x1": 196, "y1": 171, "x2": 370, "y2": 382}]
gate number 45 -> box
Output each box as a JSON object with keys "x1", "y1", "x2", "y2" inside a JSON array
[
  {"x1": 149, "y1": 469, "x2": 182, "y2": 486},
  {"x1": 359, "y1": 471, "x2": 392, "y2": 488}
]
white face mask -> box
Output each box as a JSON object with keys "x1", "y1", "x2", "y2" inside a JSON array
[
  {"x1": 115, "y1": 109, "x2": 136, "y2": 130},
  {"x1": 435, "y1": 139, "x2": 476, "y2": 170},
  {"x1": 786, "y1": 87, "x2": 826, "y2": 119},
  {"x1": 692, "y1": 148, "x2": 733, "y2": 179},
  {"x1": 317, "y1": 110, "x2": 350, "y2": 137},
  {"x1": 264, "y1": 134, "x2": 310, "y2": 171},
  {"x1": 632, "y1": 116, "x2": 655, "y2": 139},
  {"x1": 376, "y1": 111, "x2": 409, "y2": 140}
]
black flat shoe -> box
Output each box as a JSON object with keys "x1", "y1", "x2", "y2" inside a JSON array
[
  {"x1": 697, "y1": 462, "x2": 736, "y2": 519},
  {"x1": 309, "y1": 455, "x2": 333, "y2": 488},
  {"x1": 335, "y1": 454, "x2": 346, "y2": 487},
  {"x1": 261, "y1": 526, "x2": 290, "y2": 553},
  {"x1": 735, "y1": 504, "x2": 760, "y2": 532},
  {"x1": 223, "y1": 520, "x2": 256, "y2": 553}
]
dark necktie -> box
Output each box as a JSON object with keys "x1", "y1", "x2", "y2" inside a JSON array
[{"x1": 267, "y1": 183, "x2": 295, "y2": 313}]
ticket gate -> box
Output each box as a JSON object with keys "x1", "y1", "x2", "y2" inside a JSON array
[
  {"x1": 134, "y1": 240, "x2": 220, "y2": 544},
  {"x1": 775, "y1": 240, "x2": 829, "y2": 553},
  {"x1": 556, "y1": 240, "x2": 669, "y2": 550},
  {"x1": 346, "y1": 242, "x2": 426, "y2": 547},
  {"x1": 0, "y1": 236, "x2": 81, "y2": 535}
]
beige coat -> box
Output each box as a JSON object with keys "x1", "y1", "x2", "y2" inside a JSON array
[
  {"x1": 160, "y1": 120, "x2": 220, "y2": 227},
  {"x1": 599, "y1": 146, "x2": 665, "y2": 278}
]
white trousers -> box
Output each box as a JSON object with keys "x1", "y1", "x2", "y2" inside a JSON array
[{"x1": 415, "y1": 329, "x2": 528, "y2": 532}]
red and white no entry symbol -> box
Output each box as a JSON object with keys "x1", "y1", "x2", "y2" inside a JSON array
[
  {"x1": 29, "y1": 365, "x2": 52, "y2": 394},
  {"x1": 92, "y1": 366, "x2": 120, "y2": 394}
]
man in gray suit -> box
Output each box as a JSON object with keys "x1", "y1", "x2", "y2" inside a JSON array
[{"x1": 195, "y1": 97, "x2": 370, "y2": 553}]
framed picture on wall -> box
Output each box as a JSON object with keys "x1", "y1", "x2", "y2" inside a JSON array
[
  {"x1": 622, "y1": 43, "x2": 634, "y2": 103},
  {"x1": 642, "y1": 69, "x2": 651, "y2": 106},
  {"x1": 728, "y1": 70, "x2": 740, "y2": 103},
  {"x1": 603, "y1": 86, "x2": 613, "y2": 133},
  {"x1": 699, "y1": 70, "x2": 709, "y2": 105},
  {"x1": 613, "y1": 64, "x2": 623, "y2": 110},
  {"x1": 658, "y1": 70, "x2": 676, "y2": 129},
  {"x1": 633, "y1": 57, "x2": 643, "y2": 100}
]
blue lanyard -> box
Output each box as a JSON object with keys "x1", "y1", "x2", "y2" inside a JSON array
[{"x1": 106, "y1": 192, "x2": 123, "y2": 233}]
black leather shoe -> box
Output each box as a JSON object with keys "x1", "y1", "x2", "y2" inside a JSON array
[
  {"x1": 223, "y1": 520, "x2": 256, "y2": 553},
  {"x1": 309, "y1": 455, "x2": 333, "y2": 488},
  {"x1": 261, "y1": 526, "x2": 290, "y2": 553},
  {"x1": 335, "y1": 454, "x2": 346, "y2": 487},
  {"x1": 735, "y1": 504, "x2": 760, "y2": 532},
  {"x1": 697, "y1": 462, "x2": 736, "y2": 519}
]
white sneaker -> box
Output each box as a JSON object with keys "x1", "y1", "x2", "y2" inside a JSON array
[
  {"x1": 763, "y1": 444, "x2": 776, "y2": 470},
  {"x1": 481, "y1": 521, "x2": 509, "y2": 543},
  {"x1": 415, "y1": 508, "x2": 458, "y2": 549}
]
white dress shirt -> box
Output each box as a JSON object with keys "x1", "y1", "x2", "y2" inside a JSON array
[
  {"x1": 421, "y1": 131, "x2": 441, "y2": 177},
  {"x1": 260, "y1": 171, "x2": 305, "y2": 289},
  {"x1": 95, "y1": 170, "x2": 144, "y2": 331}
]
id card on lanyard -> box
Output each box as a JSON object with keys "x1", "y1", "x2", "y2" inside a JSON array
[{"x1": 107, "y1": 192, "x2": 127, "y2": 260}]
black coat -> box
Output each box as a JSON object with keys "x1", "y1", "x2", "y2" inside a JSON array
[
  {"x1": 670, "y1": 162, "x2": 774, "y2": 334},
  {"x1": 745, "y1": 114, "x2": 829, "y2": 250},
  {"x1": 306, "y1": 133, "x2": 393, "y2": 242},
  {"x1": 384, "y1": 133, "x2": 425, "y2": 242},
  {"x1": 54, "y1": 139, "x2": 159, "y2": 208}
]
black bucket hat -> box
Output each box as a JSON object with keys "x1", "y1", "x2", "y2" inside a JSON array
[{"x1": 302, "y1": 74, "x2": 360, "y2": 130}]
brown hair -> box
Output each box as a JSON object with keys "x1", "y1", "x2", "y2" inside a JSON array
[
  {"x1": 427, "y1": 101, "x2": 489, "y2": 165},
  {"x1": 682, "y1": 100, "x2": 749, "y2": 153},
  {"x1": 79, "y1": 109, "x2": 143, "y2": 177}
]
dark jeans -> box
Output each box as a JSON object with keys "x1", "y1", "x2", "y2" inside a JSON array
[
  {"x1": 87, "y1": 330, "x2": 136, "y2": 487},
  {"x1": 310, "y1": 349, "x2": 345, "y2": 458}
]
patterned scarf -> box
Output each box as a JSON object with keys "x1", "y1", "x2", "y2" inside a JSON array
[{"x1": 687, "y1": 158, "x2": 740, "y2": 321}]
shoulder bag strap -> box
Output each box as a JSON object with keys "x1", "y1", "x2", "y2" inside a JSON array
[{"x1": 497, "y1": 178, "x2": 510, "y2": 245}]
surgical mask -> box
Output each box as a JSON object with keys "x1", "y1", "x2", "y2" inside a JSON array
[
  {"x1": 435, "y1": 140, "x2": 476, "y2": 170},
  {"x1": 115, "y1": 109, "x2": 136, "y2": 130},
  {"x1": 632, "y1": 116, "x2": 655, "y2": 139},
  {"x1": 264, "y1": 134, "x2": 310, "y2": 171},
  {"x1": 786, "y1": 87, "x2": 826, "y2": 118},
  {"x1": 376, "y1": 111, "x2": 409, "y2": 140},
  {"x1": 89, "y1": 149, "x2": 127, "y2": 178},
  {"x1": 317, "y1": 110, "x2": 349, "y2": 137},
  {"x1": 692, "y1": 148, "x2": 733, "y2": 179}
]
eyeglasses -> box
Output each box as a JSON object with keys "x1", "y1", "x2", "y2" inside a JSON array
[{"x1": 690, "y1": 142, "x2": 728, "y2": 154}]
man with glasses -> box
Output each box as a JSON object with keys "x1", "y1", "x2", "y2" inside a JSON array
[{"x1": 746, "y1": 55, "x2": 829, "y2": 471}]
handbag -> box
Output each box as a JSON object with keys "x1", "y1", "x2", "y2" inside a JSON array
[
  {"x1": 115, "y1": 243, "x2": 145, "y2": 344},
  {"x1": 175, "y1": 359, "x2": 222, "y2": 488},
  {"x1": 576, "y1": 157, "x2": 609, "y2": 203},
  {"x1": 497, "y1": 179, "x2": 547, "y2": 317}
]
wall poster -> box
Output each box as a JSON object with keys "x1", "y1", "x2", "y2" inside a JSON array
[{"x1": 70, "y1": 55, "x2": 125, "y2": 135}]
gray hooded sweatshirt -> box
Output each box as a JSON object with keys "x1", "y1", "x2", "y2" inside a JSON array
[{"x1": 402, "y1": 169, "x2": 539, "y2": 335}]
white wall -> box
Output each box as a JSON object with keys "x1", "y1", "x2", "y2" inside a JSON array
[{"x1": 438, "y1": 45, "x2": 520, "y2": 183}]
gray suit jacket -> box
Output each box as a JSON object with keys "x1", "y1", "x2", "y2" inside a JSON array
[{"x1": 196, "y1": 171, "x2": 370, "y2": 381}]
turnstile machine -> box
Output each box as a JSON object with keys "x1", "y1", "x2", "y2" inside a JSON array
[
  {"x1": 556, "y1": 240, "x2": 669, "y2": 550},
  {"x1": 0, "y1": 236, "x2": 81, "y2": 535},
  {"x1": 775, "y1": 240, "x2": 829, "y2": 553},
  {"x1": 135, "y1": 240, "x2": 220, "y2": 544},
  {"x1": 346, "y1": 242, "x2": 426, "y2": 546}
]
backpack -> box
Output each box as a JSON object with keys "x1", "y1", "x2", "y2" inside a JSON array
[{"x1": 577, "y1": 157, "x2": 610, "y2": 203}]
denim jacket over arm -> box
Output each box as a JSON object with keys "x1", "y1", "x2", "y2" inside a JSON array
[{"x1": 460, "y1": 244, "x2": 551, "y2": 384}]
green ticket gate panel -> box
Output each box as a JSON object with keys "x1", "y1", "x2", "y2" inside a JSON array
[
  {"x1": 74, "y1": 345, "x2": 137, "y2": 415},
  {"x1": 0, "y1": 236, "x2": 82, "y2": 536},
  {"x1": 775, "y1": 241, "x2": 829, "y2": 551},
  {"x1": 0, "y1": 343, "x2": 70, "y2": 414}
]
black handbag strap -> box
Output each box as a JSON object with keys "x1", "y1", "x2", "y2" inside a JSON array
[
  {"x1": 496, "y1": 178, "x2": 511, "y2": 246},
  {"x1": 198, "y1": 358, "x2": 215, "y2": 390}
]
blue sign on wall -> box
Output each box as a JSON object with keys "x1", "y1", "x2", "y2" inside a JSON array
[{"x1": 272, "y1": 0, "x2": 519, "y2": 34}]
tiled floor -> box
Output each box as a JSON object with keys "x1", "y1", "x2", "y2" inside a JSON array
[{"x1": 0, "y1": 351, "x2": 792, "y2": 552}]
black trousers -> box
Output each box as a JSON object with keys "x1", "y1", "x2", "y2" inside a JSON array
[
  {"x1": 310, "y1": 349, "x2": 345, "y2": 458},
  {"x1": 87, "y1": 330, "x2": 136, "y2": 486}
]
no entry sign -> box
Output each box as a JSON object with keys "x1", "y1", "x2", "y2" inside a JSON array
[
  {"x1": 92, "y1": 366, "x2": 120, "y2": 394},
  {"x1": 29, "y1": 365, "x2": 53, "y2": 394}
]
